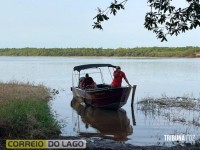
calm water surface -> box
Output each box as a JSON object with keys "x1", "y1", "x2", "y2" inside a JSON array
[{"x1": 1, "y1": 56, "x2": 200, "y2": 146}]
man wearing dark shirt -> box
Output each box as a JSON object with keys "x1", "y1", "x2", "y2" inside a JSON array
[{"x1": 81, "y1": 73, "x2": 95, "y2": 89}]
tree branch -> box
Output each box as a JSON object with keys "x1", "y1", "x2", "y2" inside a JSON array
[{"x1": 93, "y1": 0, "x2": 128, "y2": 30}]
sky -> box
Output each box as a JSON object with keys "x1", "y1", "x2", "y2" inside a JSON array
[{"x1": 0, "y1": 0, "x2": 200, "y2": 48}]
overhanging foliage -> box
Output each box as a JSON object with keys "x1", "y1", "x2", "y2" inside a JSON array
[{"x1": 93, "y1": 0, "x2": 200, "y2": 42}]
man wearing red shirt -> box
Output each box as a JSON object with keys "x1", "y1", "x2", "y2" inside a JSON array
[
  {"x1": 111, "y1": 66, "x2": 131, "y2": 88},
  {"x1": 81, "y1": 73, "x2": 95, "y2": 89}
]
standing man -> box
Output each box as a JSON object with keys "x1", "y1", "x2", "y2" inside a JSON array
[{"x1": 111, "y1": 66, "x2": 131, "y2": 88}]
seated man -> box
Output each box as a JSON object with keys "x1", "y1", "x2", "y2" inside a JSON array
[
  {"x1": 81, "y1": 73, "x2": 95, "y2": 89},
  {"x1": 79, "y1": 77, "x2": 85, "y2": 88}
]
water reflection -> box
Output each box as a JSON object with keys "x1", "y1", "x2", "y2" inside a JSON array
[{"x1": 71, "y1": 98, "x2": 133, "y2": 141}]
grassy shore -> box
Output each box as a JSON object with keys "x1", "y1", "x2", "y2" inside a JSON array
[{"x1": 0, "y1": 82, "x2": 61, "y2": 139}]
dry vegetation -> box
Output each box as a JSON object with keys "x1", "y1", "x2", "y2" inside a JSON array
[
  {"x1": 137, "y1": 96, "x2": 200, "y2": 126},
  {"x1": 138, "y1": 97, "x2": 199, "y2": 110},
  {"x1": 0, "y1": 81, "x2": 50, "y2": 105}
]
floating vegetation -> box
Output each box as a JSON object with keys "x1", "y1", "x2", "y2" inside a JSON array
[{"x1": 137, "y1": 96, "x2": 200, "y2": 127}]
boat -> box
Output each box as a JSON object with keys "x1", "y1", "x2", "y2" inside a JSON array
[
  {"x1": 71, "y1": 64, "x2": 136, "y2": 110},
  {"x1": 71, "y1": 98, "x2": 133, "y2": 141}
]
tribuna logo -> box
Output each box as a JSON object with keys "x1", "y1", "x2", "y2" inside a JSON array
[{"x1": 164, "y1": 135, "x2": 195, "y2": 142}]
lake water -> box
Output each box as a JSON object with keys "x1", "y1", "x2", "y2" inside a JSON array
[{"x1": 1, "y1": 56, "x2": 200, "y2": 146}]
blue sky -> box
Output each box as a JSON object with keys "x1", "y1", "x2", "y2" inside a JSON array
[{"x1": 0, "y1": 0, "x2": 199, "y2": 48}]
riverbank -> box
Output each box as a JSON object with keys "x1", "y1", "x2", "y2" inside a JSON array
[
  {"x1": 1, "y1": 136, "x2": 199, "y2": 150},
  {"x1": 0, "y1": 82, "x2": 61, "y2": 139},
  {"x1": 1, "y1": 82, "x2": 200, "y2": 150},
  {"x1": 0, "y1": 47, "x2": 200, "y2": 57},
  {"x1": 85, "y1": 138, "x2": 200, "y2": 150},
  {"x1": 52, "y1": 136, "x2": 200, "y2": 149}
]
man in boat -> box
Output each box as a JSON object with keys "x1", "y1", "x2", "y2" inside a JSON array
[
  {"x1": 81, "y1": 73, "x2": 95, "y2": 89},
  {"x1": 111, "y1": 66, "x2": 131, "y2": 88}
]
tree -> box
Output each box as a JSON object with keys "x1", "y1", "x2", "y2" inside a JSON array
[{"x1": 93, "y1": 0, "x2": 200, "y2": 42}]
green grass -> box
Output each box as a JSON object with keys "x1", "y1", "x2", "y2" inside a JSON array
[{"x1": 0, "y1": 82, "x2": 61, "y2": 139}]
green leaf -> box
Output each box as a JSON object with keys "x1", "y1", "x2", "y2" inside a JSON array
[
  {"x1": 102, "y1": 15, "x2": 109, "y2": 20},
  {"x1": 161, "y1": 36, "x2": 167, "y2": 42},
  {"x1": 97, "y1": 15, "x2": 104, "y2": 22}
]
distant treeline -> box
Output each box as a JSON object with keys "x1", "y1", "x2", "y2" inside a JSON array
[{"x1": 0, "y1": 47, "x2": 200, "y2": 57}]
